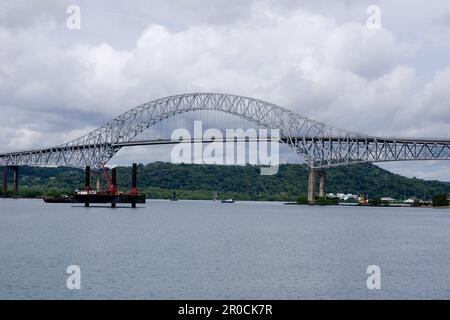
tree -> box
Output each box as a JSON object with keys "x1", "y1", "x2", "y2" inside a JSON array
[
  {"x1": 432, "y1": 194, "x2": 449, "y2": 207},
  {"x1": 296, "y1": 195, "x2": 308, "y2": 205},
  {"x1": 315, "y1": 197, "x2": 339, "y2": 206},
  {"x1": 368, "y1": 198, "x2": 382, "y2": 206}
]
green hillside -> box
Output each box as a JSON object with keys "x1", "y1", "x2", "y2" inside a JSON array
[{"x1": 2, "y1": 162, "x2": 449, "y2": 201}]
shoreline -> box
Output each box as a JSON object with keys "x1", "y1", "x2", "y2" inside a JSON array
[
  {"x1": 283, "y1": 202, "x2": 444, "y2": 209},
  {"x1": 3, "y1": 197, "x2": 449, "y2": 209}
]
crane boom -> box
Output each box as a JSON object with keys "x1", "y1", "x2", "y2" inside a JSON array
[{"x1": 100, "y1": 161, "x2": 115, "y2": 193}]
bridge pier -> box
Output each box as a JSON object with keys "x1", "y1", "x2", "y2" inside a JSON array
[
  {"x1": 319, "y1": 170, "x2": 326, "y2": 198},
  {"x1": 307, "y1": 168, "x2": 317, "y2": 204},
  {"x1": 2, "y1": 166, "x2": 7, "y2": 197},
  {"x1": 12, "y1": 166, "x2": 19, "y2": 195},
  {"x1": 307, "y1": 168, "x2": 327, "y2": 204}
]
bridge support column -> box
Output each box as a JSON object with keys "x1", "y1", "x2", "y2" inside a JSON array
[
  {"x1": 84, "y1": 166, "x2": 91, "y2": 207},
  {"x1": 319, "y1": 170, "x2": 326, "y2": 198},
  {"x1": 307, "y1": 168, "x2": 317, "y2": 204},
  {"x1": 12, "y1": 166, "x2": 19, "y2": 195},
  {"x1": 2, "y1": 166, "x2": 7, "y2": 197}
]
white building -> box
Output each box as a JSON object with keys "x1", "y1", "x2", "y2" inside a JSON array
[{"x1": 327, "y1": 193, "x2": 358, "y2": 201}]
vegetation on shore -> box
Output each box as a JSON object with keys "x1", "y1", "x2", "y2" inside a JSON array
[
  {"x1": 295, "y1": 196, "x2": 339, "y2": 205},
  {"x1": 431, "y1": 194, "x2": 449, "y2": 207},
  {"x1": 1, "y1": 162, "x2": 450, "y2": 202}
]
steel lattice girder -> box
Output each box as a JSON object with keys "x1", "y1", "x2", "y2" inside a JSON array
[{"x1": 1, "y1": 93, "x2": 450, "y2": 169}]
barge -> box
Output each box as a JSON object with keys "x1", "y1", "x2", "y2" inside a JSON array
[{"x1": 44, "y1": 163, "x2": 145, "y2": 208}]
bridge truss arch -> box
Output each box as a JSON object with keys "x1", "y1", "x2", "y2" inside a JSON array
[{"x1": 1, "y1": 93, "x2": 450, "y2": 169}]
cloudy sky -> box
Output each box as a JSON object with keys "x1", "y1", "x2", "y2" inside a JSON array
[{"x1": 1, "y1": 0, "x2": 450, "y2": 180}]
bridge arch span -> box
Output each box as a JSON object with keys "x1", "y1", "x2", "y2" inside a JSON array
[
  {"x1": 67, "y1": 92, "x2": 358, "y2": 147},
  {"x1": 0, "y1": 93, "x2": 361, "y2": 168},
  {"x1": 1, "y1": 93, "x2": 450, "y2": 169}
]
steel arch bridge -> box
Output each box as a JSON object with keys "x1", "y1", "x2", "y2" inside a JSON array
[{"x1": 2, "y1": 92, "x2": 450, "y2": 169}]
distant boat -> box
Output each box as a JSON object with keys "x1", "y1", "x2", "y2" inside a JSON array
[
  {"x1": 43, "y1": 195, "x2": 75, "y2": 203},
  {"x1": 221, "y1": 199, "x2": 234, "y2": 203},
  {"x1": 170, "y1": 191, "x2": 178, "y2": 201}
]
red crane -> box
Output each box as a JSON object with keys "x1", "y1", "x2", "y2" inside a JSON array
[{"x1": 100, "y1": 161, "x2": 116, "y2": 194}]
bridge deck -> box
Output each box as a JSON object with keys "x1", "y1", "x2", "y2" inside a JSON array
[{"x1": 3, "y1": 136, "x2": 450, "y2": 158}]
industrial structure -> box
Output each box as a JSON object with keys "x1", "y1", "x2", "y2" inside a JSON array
[{"x1": 42, "y1": 163, "x2": 145, "y2": 207}]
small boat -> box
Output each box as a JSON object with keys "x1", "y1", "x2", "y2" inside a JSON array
[
  {"x1": 43, "y1": 195, "x2": 75, "y2": 203},
  {"x1": 221, "y1": 199, "x2": 235, "y2": 203}
]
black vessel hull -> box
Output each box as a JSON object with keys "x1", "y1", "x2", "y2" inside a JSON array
[
  {"x1": 73, "y1": 194, "x2": 146, "y2": 204},
  {"x1": 44, "y1": 194, "x2": 146, "y2": 204},
  {"x1": 43, "y1": 197, "x2": 75, "y2": 203}
]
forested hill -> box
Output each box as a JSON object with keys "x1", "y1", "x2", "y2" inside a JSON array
[{"x1": 3, "y1": 162, "x2": 450, "y2": 201}]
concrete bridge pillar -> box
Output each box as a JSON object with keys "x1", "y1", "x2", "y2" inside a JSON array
[
  {"x1": 319, "y1": 170, "x2": 326, "y2": 198},
  {"x1": 307, "y1": 168, "x2": 317, "y2": 204},
  {"x1": 2, "y1": 166, "x2": 7, "y2": 197},
  {"x1": 12, "y1": 166, "x2": 19, "y2": 195}
]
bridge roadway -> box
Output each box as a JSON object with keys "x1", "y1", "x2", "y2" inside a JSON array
[{"x1": 3, "y1": 136, "x2": 450, "y2": 156}]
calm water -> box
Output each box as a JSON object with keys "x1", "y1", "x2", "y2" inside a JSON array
[{"x1": 0, "y1": 198, "x2": 449, "y2": 299}]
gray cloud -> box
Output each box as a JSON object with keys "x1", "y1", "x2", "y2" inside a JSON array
[
  {"x1": 0, "y1": 0, "x2": 67, "y2": 29},
  {"x1": 433, "y1": 12, "x2": 450, "y2": 27}
]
